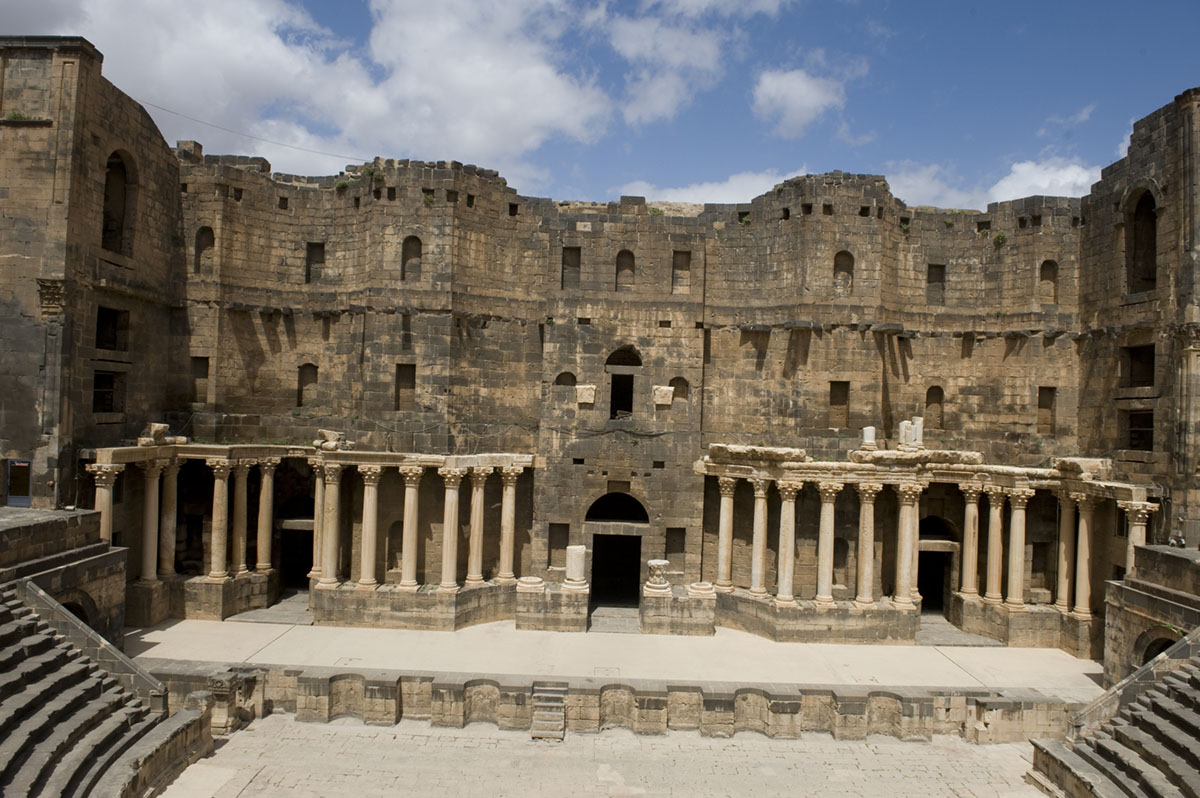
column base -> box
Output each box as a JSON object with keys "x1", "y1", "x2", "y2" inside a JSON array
[
  {"x1": 437, "y1": 584, "x2": 460, "y2": 595},
  {"x1": 981, "y1": 594, "x2": 1003, "y2": 605},
  {"x1": 958, "y1": 589, "x2": 979, "y2": 602},
  {"x1": 315, "y1": 579, "x2": 340, "y2": 589},
  {"x1": 306, "y1": 568, "x2": 321, "y2": 580},
  {"x1": 356, "y1": 580, "x2": 378, "y2": 591},
  {"x1": 233, "y1": 568, "x2": 251, "y2": 579},
  {"x1": 1053, "y1": 602, "x2": 1070, "y2": 614},
  {"x1": 397, "y1": 582, "x2": 420, "y2": 593},
  {"x1": 464, "y1": 577, "x2": 485, "y2": 588},
  {"x1": 891, "y1": 596, "x2": 915, "y2": 610},
  {"x1": 1070, "y1": 609, "x2": 1092, "y2": 621},
  {"x1": 494, "y1": 575, "x2": 517, "y2": 586},
  {"x1": 852, "y1": 598, "x2": 876, "y2": 610},
  {"x1": 813, "y1": 597, "x2": 835, "y2": 609},
  {"x1": 774, "y1": 596, "x2": 798, "y2": 609},
  {"x1": 1003, "y1": 599, "x2": 1026, "y2": 611},
  {"x1": 255, "y1": 564, "x2": 273, "y2": 574},
  {"x1": 205, "y1": 573, "x2": 230, "y2": 584},
  {"x1": 714, "y1": 581, "x2": 733, "y2": 593},
  {"x1": 748, "y1": 587, "x2": 768, "y2": 598}
]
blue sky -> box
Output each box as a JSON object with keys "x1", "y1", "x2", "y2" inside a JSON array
[{"x1": 9, "y1": 0, "x2": 1200, "y2": 207}]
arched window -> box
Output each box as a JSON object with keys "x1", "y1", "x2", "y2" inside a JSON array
[
  {"x1": 833, "y1": 250, "x2": 854, "y2": 296},
  {"x1": 1127, "y1": 192, "x2": 1157, "y2": 293},
  {"x1": 194, "y1": 227, "x2": 214, "y2": 275},
  {"x1": 605, "y1": 346, "x2": 642, "y2": 419},
  {"x1": 615, "y1": 249, "x2": 635, "y2": 291},
  {"x1": 668, "y1": 376, "x2": 689, "y2": 401},
  {"x1": 554, "y1": 371, "x2": 576, "y2": 386},
  {"x1": 102, "y1": 152, "x2": 134, "y2": 254},
  {"x1": 925, "y1": 386, "x2": 944, "y2": 430},
  {"x1": 297, "y1": 363, "x2": 318, "y2": 407},
  {"x1": 402, "y1": 236, "x2": 422, "y2": 281},
  {"x1": 1038, "y1": 260, "x2": 1058, "y2": 304},
  {"x1": 585, "y1": 492, "x2": 649, "y2": 523}
]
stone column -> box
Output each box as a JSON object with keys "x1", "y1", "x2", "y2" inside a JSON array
[
  {"x1": 308, "y1": 459, "x2": 324, "y2": 580},
  {"x1": 983, "y1": 486, "x2": 1006, "y2": 604},
  {"x1": 1054, "y1": 491, "x2": 1076, "y2": 613},
  {"x1": 749, "y1": 477, "x2": 771, "y2": 597},
  {"x1": 1072, "y1": 494, "x2": 1097, "y2": 619},
  {"x1": 317, "y1": 464, "x2": 343, "y2": 588},
  {"x1": 1118, "y1": 500, "x2": 1157, "y2": 573},
  {"x1": 357, "y1": 466, "x2": 383, "y2": 590},
  {"x1": 398, "y1": 466, "x2": 424, "y2": 590},
  {"x1": 139, "y1": 460, "x2": 164, "y2": 583},
  {"x1": 230, "y1": 460, "x2": 251, "y2": 577},
  {"x1": 465, "y1": 466, "x2": 494, "y2": 587},
  {"x1": 563, "y1": 545, "x2": 588, "y2": 593},
  {"x1": 206, "y1": 459, "x2": 232, "y2": 582},
  {"x1": 255, "y1": 458, "x2": 279, "y2": 572},
  {"x1": 775, "y1": 481, "x2": 800, "y2": 607},
  {"x1": 893, "y1": 484, "x2": 921, "y2": 609},
  {"x1": 86, "y1": 464, "x2": 123, "y2": 543},
  {"x1": 496, "y1": 466, "x2": 523, "y2": 584},
  {"x1": 1004, "y1": 488, "x2": 1035, "y2": 610},
  {"x1": 438, "y1": 467, "x2": 468, "y2": 594},
  {"x1": 715, "y1": 476, "x2": 737, "y2": 592},
  {"x1": 159, "y1": 459, "x2": 180, "y2": 576},
  {"x1": 959, "y1": 484, "x2": 982, "y2": 598},
  {"x1": 854, "y1": 482, "x2": 882, "y2": 608},
  {"x1": 814, "y1": 482, "x2": 842, "y2": 608}
]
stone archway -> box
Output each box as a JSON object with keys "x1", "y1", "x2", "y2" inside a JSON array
[{"x1": 584, "y1": 492, "x2": 650, "y2": 608}]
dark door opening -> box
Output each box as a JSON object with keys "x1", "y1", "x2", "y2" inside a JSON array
[
  {"x1": 610, "y1": 374, "x2": 634, "y2": 418},
  {"x1": 918, "y1": 550, "x2": 951, "y2": 615},
  {"x1": 590, "y1": 534, "x2": 641, "y2": 607},
  {"x1": 280, "y1": 529, "x2": 314, "y2": 590}
]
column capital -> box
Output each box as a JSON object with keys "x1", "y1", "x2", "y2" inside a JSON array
[
  {"x1": 231, "y1": 459, "x2": 252, "y2": 476},
  {"x1": 958, "y1": 483, "x2": 983, "y2": 503},
  {"x1": 817, "y1": 482, "x2": 843, "y2": 503},
  {"x1": 140, "y1": 460, "x2": 165, "y2": 479},
  {"x1": 438, "y1": 466, "x2": 468, "y2": 488},
  {"x1": 1007, "y1": 487, "x2": 1036, "y2": 508},
  {"x1": 87, "y1": 463, "x2": 124, "y2": 487},
  {"x1": 750, "y1": 477, "x2": 771, "y2": 498},
  {"x1": 984, "y1": 484, "x2": 1007, "y2": 503},
  {"x1": 897, "y1": 482, "x2": 923, "y2": 505},
  {"x1": 856, "y1": 482, "x2": 883, "y2": 501},
  {"x1": 359, "y1": 465, "x2": 383, "y2": 486},
  {"x1": 1070, "y1": 491, "x2": 1100, "y2": 510},
  {"x1": 161, "y1": 457, "x2": 182, "y2": 477},
  {"x1": 206, "y1": 458, "x2": 232, "y2": 479},
  {"x1": 323, "y1": 463, "x2": 344, "y2": 484},
  {"x1": 717, "y1": 476, "x2": 738, "y2": 497},
  {"x1": 399, "y1": 465, "x2": 424, "y2": 486},
  {"x1": 777, "y1": 481, "x2": 801, "y2": 501},
  {"x1": 259, "y1": 457, "x2": 281, "y2": 474},
  {"x1": 499, "y1": 465, "x2": 524, "y2": 485},
  {"x1": 1117, "y1": 500, "x2": 1157, "y2": 523},
  {"x1": 469, "y1": 466, "x2": 495, "y2": 483},
  {"x1": 1055, "y1": 488, "x2": 1076, "y2": 507}
]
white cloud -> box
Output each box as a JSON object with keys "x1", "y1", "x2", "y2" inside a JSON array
[
  {"x1": 751, "y1": 68, "x2": 845, "y2": 138},
  {"x1": 887, "y1": 157, "x2": 1100, "y2": 210},
  {"x1": 1037, "y1": 102, "x2": 1096, "y2": 137},
  {"x1": 20, "y1": 0, "x2": 612, "y2": 184},
  {"x1": 986, "y1": 158, "x2": 1099, "y2": 202},
  {"x1": 618, "y1": 166, "x2": 807, "y2": 203},
  {"x1": 1116, "y1": 117, "x2": 1134, "y2": 158},
  {"x1": 645, "y1": 0, "x2": 791, "y2": 17}
]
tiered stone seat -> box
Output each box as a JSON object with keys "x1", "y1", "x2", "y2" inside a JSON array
[
  {"x1": 1031, "y1": 658, "x2": 1200, "y2": 798},
  {"x1": 0, "y1": 587, "x2": 161, "y2": 797}
]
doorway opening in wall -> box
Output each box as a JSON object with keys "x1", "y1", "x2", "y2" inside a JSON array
[
  {"x1": 279, "y1": 525, "x2": 314, "y2": 591},
  {"x1": 4, "y1": 459, "x2": 31, "y2": 507},
  {"x1": 590, "y1": 534, "x2": 642, "y2": 608},
  {"x1": 918, "y1": 550, "x2": 952, "y2": 615}
]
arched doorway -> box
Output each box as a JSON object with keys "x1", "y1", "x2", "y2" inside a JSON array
[
  {"x1": 1142, "y1": 637, "x2": 1176, "y2": 665},
  {"x1": 917, "y1": 515, "x2": 958, "y2": 616},
  {"x1": 585, "y1": 493, "x2": 648, "y2": 608}
]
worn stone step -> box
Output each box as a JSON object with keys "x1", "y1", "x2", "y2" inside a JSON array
[
  {"x1": 1148, "y1": 693, "x2": 1200, "y2": 748},
  {"x1": 0, "y1": 630, "x2": 54, "y2": 672},
  {"x1": 6, "y1": 686, "x2": 132, "y2": 796},
  {"x1": 1111, "y1": 717, "x2": 1199, "y2": 798},
  {"x1": 1076, "y1": 734, "x2": 1157, "y2": 798},
  {"x1": 1091, "y1": 730, "x2": 1186, "y2": 798},
  {"x1": 0, "y1": 654, "x2": 89, "y2": 738},
  {"x1": 1161, "y1": 676, "x2": 1200, "y2": 712},
  {"x1": 0, "y1": 672, "x2": 106, "y2": 785},
  {"x1": 40, "y1": 704, "x2": 147, "y2": 798},
  {"x1": 67, "y1": 711, "x2": 160, "y2": 798},
  {"x1": 1030, "y1": 739, "x2": 1127, "y2": 798}
]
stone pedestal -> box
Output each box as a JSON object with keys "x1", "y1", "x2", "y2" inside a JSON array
[
  {"x1": 515, "y1": 579, "x2": 587, "y2": 632},
  {"x1": 125, "y1": 579, "x2": 168, "y2": 627},
  {"x1": 639, "y1": 582, "x2": 717, "y2": 635}
]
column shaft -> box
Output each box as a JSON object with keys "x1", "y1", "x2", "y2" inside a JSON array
[
  {"x1": 814, "y1": 482, "x2": 841, "y2": 607},
  {"x1": 207, "y1": 459, "x2": 231, "y2": 582},
  {"x1": 1072, "y1": 495, "x2": 1095, "y2": 618},
  {"x1": 358, "y1": 466, "x2": 382, "y2": 589},
  {"x1": 438, "y1": 468, "x2": 467, "y2": 593},
  {"x1": 256, "y1": 459, "x2": 279, "y2": 572},
  {"x1": 308, "y1": 461, "x2": 325, "y2": 580},
  {"x1": 87, "y1": 465, "x2": 122, "y2": 543},
  {"x1": 959, "y1": 486, "x2": 982, "y2": 597},
  {"x1": 775, "y1": 483, "x2": 800, "y2": 607},
  {"x1": 139, "y1": 462, "x2": 163, "y2": 583},
  {"x1": 1054, "y1": 493, "x2": 1076, "y2": 612},
  {"x1": 496, "y1": 467, "x2": 523, "y2": 584},
  {"x1": 715, "y1": 477, "x2": 736, "y2": 592},
  {"x1": 854, "y1": 483, "x2": 881, "y2": 607},
  {"x1": 231, "y1": 462, "x2": 250, "y2": 577},
  {"x1": 158, "y1": 460, "x2": 180, "y2": 576},
  {"x1": 983, "y1": 488, "x2": 1006, "y2": 603},
  {"x1": 893, "y1": 485, "x2": 920, "y2": 608},
  {"x1": 749, "y1": 478, "x2": 770, "y2": 596},
  {"x1": 317, "y1": 464, "x2": 342, "y2": 587},
  {"x1": 465, "y1": 467, "x2": 493, "y2": 587},
  {"x1": 1005, "y1": 489, "x2": 1034, "y2": 609},
  {"x1": 399, "y1": 467, "x2": 424, "y2": 589}
]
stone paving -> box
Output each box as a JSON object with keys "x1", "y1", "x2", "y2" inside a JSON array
[{"x1": 160, "y1": 712, "x2": 1043, "y2": 798}]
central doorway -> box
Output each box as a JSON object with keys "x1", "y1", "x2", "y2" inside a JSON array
[{"x1": 590, "y1": 534, "x2": 641, "y2": 607}]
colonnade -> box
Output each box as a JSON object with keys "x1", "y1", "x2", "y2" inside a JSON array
[{"x1": 306, "y1": 460, "x2": 527, "y2": 592}]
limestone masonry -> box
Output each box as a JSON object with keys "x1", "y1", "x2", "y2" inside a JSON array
[{"x1": 2, "y1": 36, "x2": 1199, "y2": 671}]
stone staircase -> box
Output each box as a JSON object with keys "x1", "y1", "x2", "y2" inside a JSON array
[
  {"x1": 0, "y1": 584, "x2": 204, "y2": 796},
  {"x1": 1030, "y1": 655, "x2": 1200, "y2": 798},
  {"x1": 530, "y1": 681, "x2": 568, "y2": 741}
]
